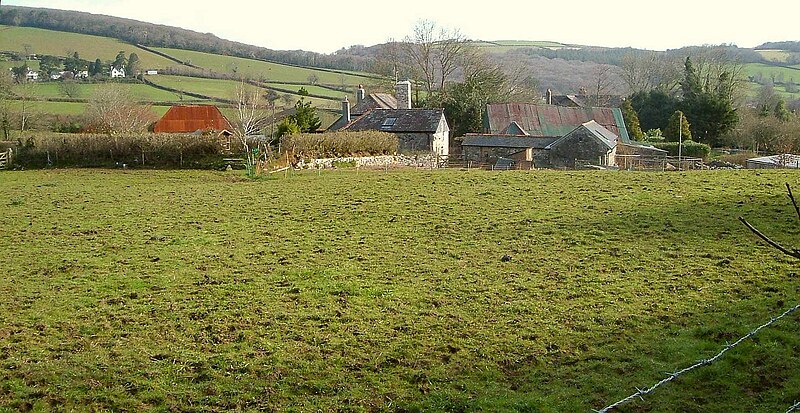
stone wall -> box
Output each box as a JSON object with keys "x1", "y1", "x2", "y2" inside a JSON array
[{"x1": 296, "y1": 154, "x2": 442, "y2": 169}]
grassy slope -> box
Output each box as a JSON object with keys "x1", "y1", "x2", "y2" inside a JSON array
[
  {"x1": 755, "y1": 49, "x2": 794, "y2": 63},
  {"x1": 0, "y1": 25, "x2": 174, "y2": 69},
  {"x1": 742, "y1": 62, "x2": 800, "y2": 84},
  {"x1": 146, "y1": 75, "x2": 339, "y2": 109},
  {"x1": 152, "y1": 47, "x2": 377, "y2": 86},
  {"x1": 10, "y1": 82, "x2": 195, "y2": 102},
  {"x1": 0, "y1": 169, "x2": 798, "y2": 412}
]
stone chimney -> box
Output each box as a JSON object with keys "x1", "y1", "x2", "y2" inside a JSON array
[
  {"x1": 396, "y1": 80, "x2": 411, "y2": 109},
  {"x1": 356, "y1": 85, "x2": 365, "y2": 104},
  {"x1": 546, "y1": 89, "x2": 552, "y2": 105},
  {"x1": 342, "y1": 96, "x2": 350, "y2": 123}
]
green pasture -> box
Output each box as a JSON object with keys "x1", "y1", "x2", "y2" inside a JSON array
[
  {"x1": 0, "y1": 169, "x2": 798, "y2": 412},
  {"x1": 265, "y1": 83, "x2": 352, "y2": 100},
  {"x1": 153, "y1": 47, "x2": 378, "y2": 86},
  {"x1": 746, "y1": 81, "x2": 800, "y2": 101},
  {"x1": 10, "y1": 81, "x2": 192, "y2": 102},
  {"x1": 0, "y1": 59, "x2": 39, "y2": 73},
  {"x1": 742, "y1": 62, "x2": 800, "y2": 84},
  {"x1": 145, "y1": 75, "x2": 339, "y2": 109},
  {"x1": 3, "y1": 100, "x2": 169, "y2": 118},
  {"x1": 0, "y1": 25, "x2": 175, "y2": 69}
]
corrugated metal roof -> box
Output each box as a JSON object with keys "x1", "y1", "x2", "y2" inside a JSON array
[
  {"x1": 462, "y1": 134, "x2": 557, "y2": 149},
  {"x1": 343, "y1": 109, "x2": 445, "y2": 133},
  {"x1": 747, "y1": 154, "x2": 800, "y2": 168},
  {"x1": 484, "y1": 104, "x2": 630, "y2": 141},
  {"x1": 153, "y1": 105, "x2": 233, "y2": 133}
]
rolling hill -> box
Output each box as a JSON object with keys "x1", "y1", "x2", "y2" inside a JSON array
[{"x1": 1, "y1": 5, "x2": 799, "y2": 126}]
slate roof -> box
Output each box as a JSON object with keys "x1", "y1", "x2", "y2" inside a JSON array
[
  {"x1": 342, "y1": 109, "x2": 445, "y2": 133},
  {"x1": 545, "y1": 120, "x2": 619, "y2": 150},
  {"x1": 501, "y1": 121, "x2": 529, "y2": 135},
  {"x1": 352, "y1": 93, "x2": 397, "y2": 114},
  {"x1": 462, "y1": 134, "x2": 557, "y2": 149},
  {"x1": 328, "y1": 93, "x2": 401, "y2": 131},
  {"x1": 484, "y1": 103, "x2": 630, "y2": 141},
  {"x1": 153, "y1": 105, "x2": 233, "y2": 133}
]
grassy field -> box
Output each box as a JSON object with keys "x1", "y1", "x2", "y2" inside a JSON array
[
  {"x1": 0, "y1": 25, "x2": 175, "y2": 69},
  {"x1": 145, "y1": 75, "x2": 340, "y2": 109},
  {"x1": 755, "y1": 50, "x2": 795, "y2": 64},
  {"x1": 745, "y1": 81, "x2": 800, "y2": 101},
  {"x1": 152, "y1": 47, "x2": 379, "y2": 86},
  {"x1": 742, "y1": 63, "x2": 800, "y2": 84},
  {"x1": 264, "y1": 83, "x2": 351, "y2": 100},
  {"x1": 10, "y1": 82, "x2": 195, "y2": 102},
  {"x1": 0, "y1": 168, "x2": 798, "y2": 412}
]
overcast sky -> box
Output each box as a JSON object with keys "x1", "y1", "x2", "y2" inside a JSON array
[{"x1": 4, "y1": 0, "x2": 800, "y2": 53}]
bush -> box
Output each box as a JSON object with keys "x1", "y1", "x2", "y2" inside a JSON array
[
  {"x1": 651, "y1": 140, "x2": 711, "y2": 159},
  {"x1": 13, "y1": 133, "x2": 224, "y2": 168},
  {"x1": 280, "y1": 131, "x2": 398, "y2": 159}
]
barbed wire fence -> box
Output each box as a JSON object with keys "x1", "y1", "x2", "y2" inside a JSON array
[
  {"x1": 594, "y1": 304, "x2": 800, "y2": 412},
  {"x1": 594, "y1": 183, "x2": 800, "y2": 413}
]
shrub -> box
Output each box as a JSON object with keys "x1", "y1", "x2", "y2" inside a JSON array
[
  {"x1": 280, "y1": 131, "x2": 398, "y2": 159},
  {"x1": 13, "y1": 133, "x2": 224, "y2": 168},
  {"x1": 651, "y1": 140, "x2": 711, "y2": 159}
]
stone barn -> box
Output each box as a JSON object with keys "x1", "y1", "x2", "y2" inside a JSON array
[{"x1": 546, "y1": 121, "x2": 619, "y2": 168}]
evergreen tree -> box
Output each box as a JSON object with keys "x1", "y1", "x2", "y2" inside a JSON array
[
  {"x1": 288, "y1": 98, "x2": 321, "y2": 133},
  {"x1": 679, "y1": 56, "x2": 738, "y2": 147},
  {"x1": 127, "y1": 52, "x2": 140, "y2": 76},
  {"x1": 664, "y1": 110, "x2": 692, "y2": 142},
  {"x1": 620, "y1": 99, "x2": 644, "y2": 140},
  {"x1": 774, "y1": 100, "x2": 791, "y2": 122},
  {"x1": 629, "y1": 90, "x2": 679, "y2": 132},
  {"x1": 113, "y1": 51, "x2": 127, "y2": 69}
]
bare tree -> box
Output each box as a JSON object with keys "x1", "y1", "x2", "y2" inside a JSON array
[
  {"x1": 401, "y1": 20, "x2": 469, "y2": 100},
  {"x1": 233, "y1": 81, "x2": 269, "y2": 175},
  {"x1": 58, "y1": 80, "x2": 81, "y2": 99},
  {"x1": 0, "y1": 71, "x2": 13, "y2": 139},
  {"x1": 620, "y1": 52, "x2": 682, "y2": 94},
  {"x1": 740, "y1": 183, "x2": 800, "y2": 259},
  {"x1": 84, "y1": 84, "x2": 156, "y2": 135}
]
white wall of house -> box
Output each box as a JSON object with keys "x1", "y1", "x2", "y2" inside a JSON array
[{"x1": 432, "y1": 114, "x2": 450, "y2": 157}]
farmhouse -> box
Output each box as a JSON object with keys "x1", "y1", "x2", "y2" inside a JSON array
[
  {"x1": 110, "y1": 66, "x2": 126, "y2": 78},
  {"x1": 328, "y1": 84, "x2": 398, "y2": 130},
  {"x1": 332, "y1": 81, "x2": 450, "y2": 157},
  {"x1": 461, "y1": 103, "x2": 665, "y2": 169},
  {"x1": 153, "y1": 105, "x2": 233, "y2": 135},
  {"x1": 25, "y1": 69, "x2": 38, "y2": 81}
]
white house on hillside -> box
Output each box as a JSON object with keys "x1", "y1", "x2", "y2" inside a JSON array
[{"x1": 110, "y1": 66, "x2": 126, "y2": 78}]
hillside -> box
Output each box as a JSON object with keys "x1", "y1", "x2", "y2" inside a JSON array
[
  {"x1": 0, "y1": 5, "x2": 371, "y2": 72},
  {"x1": 1, "y1": 5, "x2": 799, "y2": 123},
  {"x1": 0, "y1": 23, "x2": 387, "y2": 123}
]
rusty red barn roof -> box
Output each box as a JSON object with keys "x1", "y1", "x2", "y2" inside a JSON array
[
  {"x1": 153, "y1": 105, "x2": 233, "y2": 133},
  {"x1": 484, "y1": 103, "x2": 630, "y2": 141}
]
